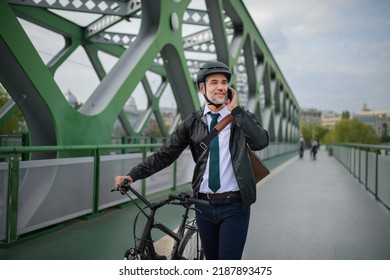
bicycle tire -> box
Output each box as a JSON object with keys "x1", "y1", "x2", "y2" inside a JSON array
[{"x1": 176, "y1": 227, "x2": 204, "y2": 260}]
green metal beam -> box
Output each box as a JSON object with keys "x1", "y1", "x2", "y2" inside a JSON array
[{"x1": 1, "y1": 0, "x2": 301, "y2": 159}]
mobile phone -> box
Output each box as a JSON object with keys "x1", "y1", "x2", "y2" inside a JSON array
[{"x1": 227, "y1": 88, "x2": 233, "y2": 100}]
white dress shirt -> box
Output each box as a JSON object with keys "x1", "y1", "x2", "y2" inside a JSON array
[{"x1": 199, "y1": 106, "x2": 240, "y2": 194}]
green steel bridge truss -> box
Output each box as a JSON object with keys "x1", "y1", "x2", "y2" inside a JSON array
[{"x1": 0, "y1": 0, "x2": 300, "y2": 159}]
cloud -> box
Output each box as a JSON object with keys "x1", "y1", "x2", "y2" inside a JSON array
[{"x1": 243, "y1": 0, "x2": 390, "y2": 113}]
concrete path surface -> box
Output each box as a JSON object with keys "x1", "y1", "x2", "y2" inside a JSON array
[{"x1": 244, "y1": 149, "x2": 390, "y2": 260}]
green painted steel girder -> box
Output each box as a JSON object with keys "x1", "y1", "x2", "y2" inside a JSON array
[{"x1": 0, "y1": 0, "x2": 300, "y2": 159}]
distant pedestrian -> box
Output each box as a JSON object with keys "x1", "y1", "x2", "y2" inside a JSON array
[
  {"x1": 298, "y1": 136, "x2": 305, "y2": 159},
  {"x1": 310, "y1": 138, "x2": 319, "y2": 160}
]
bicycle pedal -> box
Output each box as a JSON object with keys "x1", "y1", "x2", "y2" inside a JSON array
[{"x1": 124, "y1": 248, "x2": 137, "y2": 258}]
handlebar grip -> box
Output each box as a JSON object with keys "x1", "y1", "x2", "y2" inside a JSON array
[
  {"x1": 168, "y1": 193, "x2": 209, "y2": 206},
  {"x1": 188, "y1": 197, "x2": 209, "y2": 206},
  {"x1": 168, "y1": 194, "x2": 182, "y2": 200}
]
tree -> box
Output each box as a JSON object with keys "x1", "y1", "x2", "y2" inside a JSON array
[
  {"x1": 0, "y1": 84, "x2": 9, "y2": 106},
  {"x1": 0, "y1": 84, "x2": 27, "y2": 134},
  {"x1": 300, "y1": 124, "x2": 329, "y2": 144},
  {"x1": 341, "y1": 111, "x2": 350, "y2": 119},
  {"x1": 322, "y1": 118, "x2": 380, "y2": 144}
]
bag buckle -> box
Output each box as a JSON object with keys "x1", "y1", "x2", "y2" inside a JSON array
[{"x1": 200, "y1": 142, "x2": 207, "y2": 150}]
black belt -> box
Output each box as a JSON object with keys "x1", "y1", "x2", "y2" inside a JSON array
[{"x1": 199, "y1": 191, "x2": 240, "y2": 200}]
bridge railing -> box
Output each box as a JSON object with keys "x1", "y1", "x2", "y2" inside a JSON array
[
  {"x1": 0, "y1": 142, "x2": 297, "y2": 245},
  {"x1": 328, "y1": 143, "x2": 390, "y2": 211}
]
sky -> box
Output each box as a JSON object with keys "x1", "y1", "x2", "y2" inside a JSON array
[
  {"x1": 243, "y1": 0, "x2": 390, "y2": 114},
  {"x1": 15, "y1": 0, "x2": 390, "y2": 115}
]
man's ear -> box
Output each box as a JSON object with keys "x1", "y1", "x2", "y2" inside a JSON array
[{"x1": 199, "y1": 83, "x2": 205, "y2": 94}]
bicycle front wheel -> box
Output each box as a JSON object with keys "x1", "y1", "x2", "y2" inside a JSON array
[{"x1": 177, "y1": 227, "x2": 204, "y2": 260}]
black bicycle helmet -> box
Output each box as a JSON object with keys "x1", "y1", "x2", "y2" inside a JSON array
[{"x1": 196, "y1": 61, "x2": 232, "y2": 86}]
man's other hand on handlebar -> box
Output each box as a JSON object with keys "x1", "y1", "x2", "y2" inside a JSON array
[{"x1": 115, "y1": 175, "x2": 133, "y2": 195}]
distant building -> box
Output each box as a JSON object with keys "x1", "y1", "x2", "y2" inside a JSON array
[
  {"x1": 300, "y1": 108, "x2": 322, "y2": 126},
  {"x1": 113, "y1": 97, "x2": 139, "y2": 137},
  {"x1": 321, "y1": 110, "x2": 341, "y2": 130},
  {"x1": 354, "y1": 107, "x2": 390, "y2": 137},
  {"x1": 124, "y1": 97, "x2": 139, "y2": 127}
]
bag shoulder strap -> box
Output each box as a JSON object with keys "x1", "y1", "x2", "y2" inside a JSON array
[
  {"x1": 214, "y1": 114, "x2": 234, "y2": 132},
  {"x1": 199, "y1": 114, "x2": 234, "y2": 151}
]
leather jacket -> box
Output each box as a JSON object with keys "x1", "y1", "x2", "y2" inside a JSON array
[{"x1": 128, "y1": 105, "x2": 269, "y2": 207}]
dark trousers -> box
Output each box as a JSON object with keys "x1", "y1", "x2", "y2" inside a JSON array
[{"x1": 195, "y1": 195, "x2": 251, "y2": 260}]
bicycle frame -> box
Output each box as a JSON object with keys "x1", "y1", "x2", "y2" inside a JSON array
[
  {"x1": 116, "y1": 183, "x2": 202, "y2": 260},
  {"x1": 136, "y1": 198, "x2": 192, "y2": 259}
]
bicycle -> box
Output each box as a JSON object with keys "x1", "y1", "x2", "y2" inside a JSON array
[{"x1": 111, "y1": 179, "x2": 208, "y2": 260}]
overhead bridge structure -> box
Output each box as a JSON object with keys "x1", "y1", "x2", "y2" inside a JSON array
[
  {"x1": 1, "y1": 0, "x2": 300, "y2": 158},
  {"x1": 1, "y1": 1, "x2": 389, "y2": 261}
]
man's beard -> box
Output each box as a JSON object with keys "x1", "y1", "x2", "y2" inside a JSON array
[{"x1": 206, "y1": 91, "x2": 226, "y2": 105}]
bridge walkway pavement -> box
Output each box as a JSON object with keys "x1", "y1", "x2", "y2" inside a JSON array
[{"x1": 243, "y1": 148, "x2": 390, "y2": 260}]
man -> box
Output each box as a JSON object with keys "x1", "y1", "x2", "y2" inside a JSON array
[{"x1": 115, "y1": 61, "x2": 269, "y2": 259}]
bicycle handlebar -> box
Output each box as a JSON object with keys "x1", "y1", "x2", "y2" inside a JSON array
[{"x1": 111, "y1": 179, "x2": 209, "y2": 207}]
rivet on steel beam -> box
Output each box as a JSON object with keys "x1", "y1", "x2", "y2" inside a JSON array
[{"x1": 170, "y1": 12, "x2": 179, "y2": 31}]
